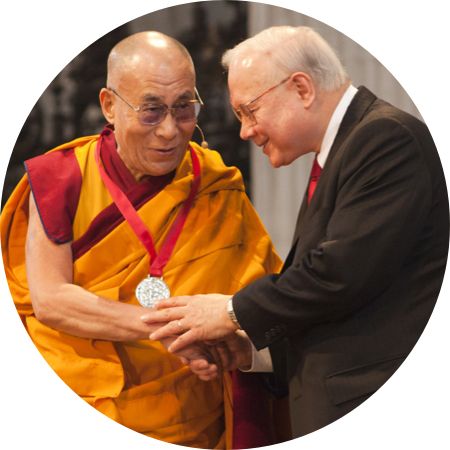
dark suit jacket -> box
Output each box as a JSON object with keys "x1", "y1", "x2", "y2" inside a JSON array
[{"x1": 233, "y1": 86, "x2": 449, "y2": 436}]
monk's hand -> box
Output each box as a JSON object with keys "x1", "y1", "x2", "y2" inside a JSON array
[
  {"x1": 146, "y1": 294, "x2": 238, "y2": 353},
  {"x1": 185, "y1": 343, "x2": 224, "y2": 381},
  {"x1": 188, "y1": 358, "x2": 220, "y2": 381},
  {"x1": 159, "y1": 337, "x2": 221, "y2": 380},
  {"x1": 187, "y1": 332, "x2": 253, "y2": 381}
]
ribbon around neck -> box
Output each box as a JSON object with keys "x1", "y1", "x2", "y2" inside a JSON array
[{"x1": 95, "y1": 129, "x2": 201, "y2": 277}]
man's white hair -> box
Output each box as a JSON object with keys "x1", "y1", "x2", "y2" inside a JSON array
[{"x1": 222, "y1": 26, "x2": 349, "y2": 91}]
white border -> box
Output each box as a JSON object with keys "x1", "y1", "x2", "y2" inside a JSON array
[{"x1": 1, "y1": 1, "x2": 448, "y2": 449}]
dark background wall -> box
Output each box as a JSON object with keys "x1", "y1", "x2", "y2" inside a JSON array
[{"x1": 2, "y1": 1, "x2": 249, "y2": 205}]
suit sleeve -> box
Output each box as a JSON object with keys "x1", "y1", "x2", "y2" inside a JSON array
[{"x1": 233, "y1": 118, "x2": 433, "y2": 351}]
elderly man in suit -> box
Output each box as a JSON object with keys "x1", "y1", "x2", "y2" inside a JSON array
[{"x1": 145, "y1": 26, "x2": 449, "y2": 436}]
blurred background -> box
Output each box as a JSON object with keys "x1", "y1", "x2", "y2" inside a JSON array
[
  {"x1": 2, "y1": 0, "x2": 420, "y2": 258},
  {"x1": 0, "y1": 0, "x2": 425, "y2": 436}
]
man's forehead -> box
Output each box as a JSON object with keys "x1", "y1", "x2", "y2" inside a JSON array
[
  {"x1": 228, "y1": 65, "x2": 267, "y2": 105},
  {"x1": 125, "y1": 55, "x2": 193, "y2": 79},
  {"x1": 109, "y1": 44, "x2": 194, "y2": 89},
  {"x1": 119, "y1": 79, "x2": 195, "y2": 104},
  {"x1": 116, "y1": 57, "x2": 195, "y2": 95},
  {"x1": 140, "y1": 89, "x2": 194, "y2": 103}
]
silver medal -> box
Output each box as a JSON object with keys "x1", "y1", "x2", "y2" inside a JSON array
[{"x1": 135, "y1": 276, "x2": 170, "y2": 308}]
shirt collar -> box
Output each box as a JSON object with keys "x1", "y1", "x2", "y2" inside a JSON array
[{"x1": 317, "y1": 84, "x2": 358, "y2": 168}]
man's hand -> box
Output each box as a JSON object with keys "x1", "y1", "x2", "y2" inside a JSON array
[
  {"x1": 141, "y1": 294, "x2": 238, "y2": 352},
  {"x1": 159, "y1": 336, "x2": 221, "y2": 380},
  {"x1": 189, "y1": 330, "x2": 252, "y2": 380},
  {"x1": 185, "y1": 331, "x2": 253, "y2": 381}
]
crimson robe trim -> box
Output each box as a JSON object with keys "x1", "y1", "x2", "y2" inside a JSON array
[
  {"x1": 25, "y1": 147, "x2": 82, "y2": 244},
  {"x1": 24, "y1": 129, "x2": 174, "y2": 258}
]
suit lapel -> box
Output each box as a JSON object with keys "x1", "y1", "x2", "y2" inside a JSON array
[
  {"x1": 325, "y1": 86, "x2": 377, "y2": 167},
  {"x1": 291, "y1": 189, "x2": 309, "y2": 245},
  {"x1": 288, "y1": 86, "x2": 378, "y2": 254}
]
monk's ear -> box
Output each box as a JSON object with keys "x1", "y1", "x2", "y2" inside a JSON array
[
  {"x1": 291, "y1": 72, "x2": 315, "y2": 109},
  {"x1": 99, "y1": 88, "x2": 115, "y2": 124}
]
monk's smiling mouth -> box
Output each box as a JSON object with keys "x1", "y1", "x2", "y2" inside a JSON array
[{"x1": 151, "y1": 147, "x2": 177, "y2": 154}]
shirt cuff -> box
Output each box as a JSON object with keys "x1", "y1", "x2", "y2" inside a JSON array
[{"x1": 239, "y1": 341, "x2": 273, "y2": 373}]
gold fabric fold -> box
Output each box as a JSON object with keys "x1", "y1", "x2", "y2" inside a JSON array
[{"x1": 1, "y1": 136, "x2": 281, "y2": 448}]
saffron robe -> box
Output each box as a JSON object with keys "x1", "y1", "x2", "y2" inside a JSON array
[{"x1": 1, "y1": 131, "x2": 282, "y2": 449}]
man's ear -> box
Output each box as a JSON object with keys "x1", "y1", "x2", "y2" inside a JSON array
[
  {"x1": 291, "y1": 72, "x2": 315, "y2": 109},
  {"x1": 99, "y1": 88, "x2": 115, "y2": 124}
]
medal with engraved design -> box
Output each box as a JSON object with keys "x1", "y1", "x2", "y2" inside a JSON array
[
  {"x1": 95, "y1": 130, "x2": 201, "y2": 309},
  {"x1": 135, "y1": 276, "x2": 170, "y2": 308}
]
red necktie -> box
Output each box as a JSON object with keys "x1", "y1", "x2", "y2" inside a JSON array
[{"x1": 307, "y1": 157, "x2": 323, "y2": 204}]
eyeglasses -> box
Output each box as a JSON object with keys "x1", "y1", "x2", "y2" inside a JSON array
[
  {"x1": 232, "y1": 76, "x2": 291, "y2": 126},
  {"x1": 108, "y1": 87, "x2": 204, "y2": 126}
]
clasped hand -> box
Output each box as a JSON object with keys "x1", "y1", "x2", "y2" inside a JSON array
[
  {"x1": 141, "y1": 294, "x2": 252, "y2": 380},
  {"x1": 160, "y1": 332, "x2": 251, "y2": 381}
]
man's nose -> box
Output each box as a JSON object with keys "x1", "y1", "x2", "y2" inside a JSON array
[
  {"x1": 155, "y1": 112, "x2": 178, "y2": 141},
  {"x1": 239, "y1": 120, "x2": 255, "y2": 141}
]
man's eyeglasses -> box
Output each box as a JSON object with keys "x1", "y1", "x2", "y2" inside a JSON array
[
  {"x1": 108, "y1": 87, "x2": 204, "y2": 126},
  {"x1": 232, "y1": 76, "x2": 291, "y2": 126}
]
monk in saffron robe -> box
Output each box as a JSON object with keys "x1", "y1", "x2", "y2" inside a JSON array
[{"x1": 1, "y1": 32, "x2": 284, "y2": 448}]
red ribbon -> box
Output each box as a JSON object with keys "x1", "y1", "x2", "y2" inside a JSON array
[{"x1": 95, "y1": 129, "x2": 201, "y2": 277}]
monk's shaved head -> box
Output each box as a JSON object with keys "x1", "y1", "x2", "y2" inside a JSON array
[
  {"x1": 99, "y1": 31, "x2": 199, "y2": 179},
  {"x1": 106, "y1": 31, "x2": 195, "y2": 88}
]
